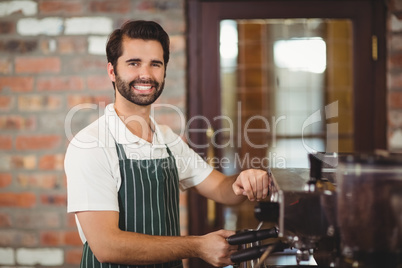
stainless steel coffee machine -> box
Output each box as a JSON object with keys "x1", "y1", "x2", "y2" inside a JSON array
[{"x1": 228, "y1": 152, "x2": 402, "y2": 267}]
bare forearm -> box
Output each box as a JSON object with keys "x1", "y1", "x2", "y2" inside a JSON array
[
  {"x1": 77, "y1": 210, "x2": 235, "y2": 267},
  {"x1": 88, "y1": 228, "x2": 235, "y2": 267},
  {"x1": 96, "y1": 231, "x2": 200, "y2": 265},
  {"x1": 217, "y1": 174, "x2": 246, "y2": 205},
  {"x1": 193, "y1": 170, "x2": 246, "y2": 206}
]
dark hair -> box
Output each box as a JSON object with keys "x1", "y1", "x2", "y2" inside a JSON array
[{"x1": 106, "y1": 20, "x2": 170, "y2": 78}]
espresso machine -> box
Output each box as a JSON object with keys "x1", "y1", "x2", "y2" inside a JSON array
[{"x1": 228, "y1": 152, "x2": 402, "y2": 268}]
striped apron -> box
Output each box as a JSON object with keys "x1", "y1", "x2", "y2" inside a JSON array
[{"x1": 80, "y1": 142, "x2": 183, "y2": 268}]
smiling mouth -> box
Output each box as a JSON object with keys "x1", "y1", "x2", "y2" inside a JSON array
[{"x1": 133, "y1": 85, "x2": 153, "y2": 91}]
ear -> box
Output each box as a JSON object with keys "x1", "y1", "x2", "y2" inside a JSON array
[{"x1": 107, "y1": 62, "x2": 116, "y2": 82}]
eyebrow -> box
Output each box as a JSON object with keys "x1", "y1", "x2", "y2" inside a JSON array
[
  {"x1": 125, "y1": 58, "x2": 164, "y2": 66},
  {"x1": 125, "y1": 58, "x2": 141, "y2": 63},
  {"x1": 151, "y1": 59, "x2": 164, "y2": 66}
]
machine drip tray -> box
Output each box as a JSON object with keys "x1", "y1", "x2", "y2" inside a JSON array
[{"x1": 265, "y1": 248, "x2": 318, "y2": 266}]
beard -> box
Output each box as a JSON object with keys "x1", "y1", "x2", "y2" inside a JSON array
[{"x1": 115, "y1": 74, "x2": 165, "y2": 106}]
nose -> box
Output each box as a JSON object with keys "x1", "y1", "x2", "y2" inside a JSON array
[{"x1": 138, "y1": 65, "x2": 152, "y2": 80}]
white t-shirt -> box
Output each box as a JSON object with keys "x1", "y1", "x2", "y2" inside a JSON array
[{"x1": 65, "y1": 103, "x2": 213, "y2": 242}]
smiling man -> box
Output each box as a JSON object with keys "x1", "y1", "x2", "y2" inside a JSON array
[{"x1": 65, "y1": 20, "x2": 270, "y2": 268}]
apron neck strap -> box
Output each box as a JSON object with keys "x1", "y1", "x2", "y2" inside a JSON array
[
  {"x1": 165, "y1": 145, "x2": 173, "y2": 157},
  {"x1": 115, "y1": 143, "x2": 127, "y2": 161}
]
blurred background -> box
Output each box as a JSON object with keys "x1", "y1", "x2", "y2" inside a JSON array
[
  {"x1": 0, "y1": 0, "x2": 186, "y2": 266},
  {"x1": 0, "y1": 0, "x2": 402, "y2": 267}
]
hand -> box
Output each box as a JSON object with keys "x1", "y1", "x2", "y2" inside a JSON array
[
  {"x1": 232, "y1": 169, "x2": 270, "y2": 201},
  {"x1": 198, "y1": 230, "x2": 237, "y2": 267}
]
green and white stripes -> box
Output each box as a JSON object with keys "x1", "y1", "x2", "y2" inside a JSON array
[{"x1": 80, "y1": 143, "x2": 182, "y2": 268}]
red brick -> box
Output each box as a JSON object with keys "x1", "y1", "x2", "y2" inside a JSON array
[
  {"x1": 0, "y1": 39, "x2": 37, "y2": 53},
  {"x1": 135, "y1": 1, "x2": 156, "y2": 11},
  {"x1": 36, "y1": 76, "x2": 84, "y2": 91},
  {"x1": 87, "y1": 75, "x2": 112, "y2": 90},
  {"x1": 0, "y1": 136, "x2": 12, "y2": 150},
  {"x1": 67, "y1": 95, "x2": 113, "y2": 108},
  {"x1": 0, "y1": 76, "x2": 34, "y2": 92},
  {"x1": 389, "y1": 72, "x2": 402, "y2": 89},
  {"x1": 0, "y1": 96, "x2": 13, "y2": 110},
  {"x1": 89, "y1": 0, "x2": 130, "y2": 13},
  {"x1": 0, "y1": 173, "x2": 12, "y2": 188},
  {"x1": 39, "y1": 154, "x2": 64, "y2": 170},
  {"x1": 390, "y1": 34, "x2": 402, "y2": 52},
  {"x1": 16, "y1": 135, "x2": 61, "y2": 151},
  {"x1": 0, "y1": 230, "x2": 38, "y2": 247},
  {"x1": 62, "y1": 174, "x2": 67, "y2": 188},
  {"x1": 154, "y1": 95, "x2": 185, "y2": 109},
  {"x1": 0, "y1": 213, "x2": 12, "y2": 227},
  {"x1": 389, "y1": 52, "x2": 402, "y2": 70},
  {"x1": 389, "y1": 110, "x2": 402, "y2": 128},
  {"x1": 0, "y1": 58, "x2": 12, "y2": 74},
  {"x1": 389, "y1": 91, "x2": 402, "y2": 109},
  {"x1": 39, "y1": 1, "x2": 83, "y2": 14},
  {"x1": 64, "y1": 230, "x2": 82, "y2": 246},
  {"x1": 0, "y1": 115, "x2": 35, "y2": 130},
  {"x1": 0, "y1": 192, "x2": 36, "y2": 208},
  {"x1": 153, "y1": 111, "x2": 184, "y2": 134},
  {"x1": 170, "y1": 35, "x2": 186, "y2": 53},
  {"x1": 39, "y1": 39, "x2": 56, "y2": 54},
  {"x1": 58, "y1": 36, "x2": 87, "y2": 54},
  {"x1": 41, "y1": 231, "x2": 62, "y2": 246},
  {"x1": 14, "y1": 211, "x2": 61, "y2": 229},
  {"x1": 0, "y1": 21, "x2": 15, "y2": 34},
  {"x1": 156, "y1": 19, "x2": 185, "y2": 34},
  {"x1": 18, "y1": 95, "x2": 62, "y2": 111},
  {"x1": 66, "y1": 213, "x2": 77, "y2": 228},
  {"x1": 0, "y1": 155, "x2": 11, "y2": 171},
  {"x1": 17, "y1": 173, "x2": 59, "y2": 189},
  {"x1": 67, "y1": 56, "x2": 105, "y2": 73},
  {"x1": 40, "y1": 193, "x2": 67, "y2": 206},
  {"x1": 65, "y1": 248, "x2": 82, "y2": 265},
  {"x1": 11, "y1": 155, "x2": 36, "y2": 169},
  {"x1": 15, "y1": 57, "x2": 60, "y2": 74}
]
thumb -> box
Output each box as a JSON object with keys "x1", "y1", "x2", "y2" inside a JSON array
[
  {"x1": 217, "y1": 229, "x2": 235, "y2": 238},
  {"x1": 232, "y1": 180, "x2": 244, "y2": 196}
]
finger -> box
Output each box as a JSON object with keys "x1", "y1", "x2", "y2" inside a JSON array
[
  {"x1": 229, "y1": 249, "x2": 238, "y2": 255},
  {"x1": 262, "y1": 173, "x2": 269, "y2": 199},
  {"x1": 251, "y1": 172, "x2": 265, "y2": 201},
  {"x1": 242, "y1": 176, "x2": 255, "y2": 201},
  {"x1": 255, "y1": 174, "x2": 263, "y2": 201},
  {"x1": 268, "y1": 172, "x2": 275, "y2": 193},
  {"x1": 228, "y1": 245, "x2": 238, "y2": 251},
  {"x1": 232, "y1": 182, "x2": 244, "y2": 196},
  {"x1": 220, "y1": 229, "x2": 235, "y2": 238}
]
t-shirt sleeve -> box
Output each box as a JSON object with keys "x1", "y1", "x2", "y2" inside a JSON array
[
  {"x1": 161, "y1": 126, "x2": 214, "y2": 190},
  {"x1": 65, "y1": 134, "x2": 119, "y2": 213}
]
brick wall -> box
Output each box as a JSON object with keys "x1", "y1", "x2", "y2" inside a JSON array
[
  {"x1": 0, "y1": 0, "x2": 186, "y2": 266},
  {"x1": 389, "y1": 0, "x2": 402, "y2": 151},
  {"x1": 1, "y1": 0, "x2": 402, "y2": 267}
]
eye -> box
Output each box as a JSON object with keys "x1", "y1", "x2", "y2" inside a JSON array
[{"x1": 151, "y1": 61, "x2": 163, "y2": 68}]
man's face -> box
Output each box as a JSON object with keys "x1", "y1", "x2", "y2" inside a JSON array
[{"x1": 113, "y1": 38, "x2": 165, "y2": 106}]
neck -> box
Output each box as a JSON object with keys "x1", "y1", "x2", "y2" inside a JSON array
[{"x1": 114, "y1": 96, "x2": 154, "y2": 143}]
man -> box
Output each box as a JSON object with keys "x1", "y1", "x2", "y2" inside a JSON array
[{"x1": 65, "y1": 20, "x2": 270, "y2": 268}]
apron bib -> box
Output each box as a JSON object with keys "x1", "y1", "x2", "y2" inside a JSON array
[{"x1": 80, "y1": 143, "x2": 183, "y2": 268}]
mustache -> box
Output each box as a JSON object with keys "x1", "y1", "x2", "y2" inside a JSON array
[{"x1": 129, "y1": 78, "x2": 159, "y2": 88}]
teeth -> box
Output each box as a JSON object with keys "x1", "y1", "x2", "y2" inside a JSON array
[{"x1": 134, "y1": 85, "x2": 152, "y2": 91}]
